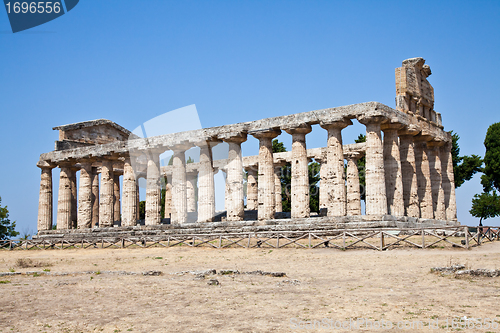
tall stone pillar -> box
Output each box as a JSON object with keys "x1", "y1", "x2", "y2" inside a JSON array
[
  {"x1": 37, "y1": 164, "x2": 55, "y2": 231},
  {"x1": 122, "y1": 157, "x2": 137, "y2": 226},
  {"x1": 113, "y1": 172, "x2": 121, "y2": 222},
  {"x1": 428, "y1": 142, "x2": 446, "y2": 220},
  {"x1": 77, "y1": 161, "x2": 94, "y2": 229},
  {"x1": 171, "y1": 145, "x2": 192, "y2": 224},
  {"x1": 145, "y1": 150, "x2": 162, "y2": 225},
  {"x1": 136, "y1": 182, "x2": 140, "y2": 221},
  {"x1": 245, "y1": 166, "x2": 258, "y2": 210},
  {"x1": 320, "y1": 119, "x2": 351, "y2": 217},
  {"x1": 285, "y1": 125, "x2": 312, "y2": 218},
  {"x1": 69, "y1": 167, "x2": 78, "y2": 229},
  {"x1": 345, "y1": 152, "x2": 362, "y2": 216},
  {"x1": 251, "y1": 129, "x2": 281, "y2": 220},
  {"x1": 221, "y1": 133, "x2": 247, "y2": 221},
  {"x1": 315, "y1": 156, "x2": 327, "y2": 215},
  {"x1": 399, "y1": 127, "x2": 420, "y2": 218},
  {"x1": 414, "y1": 137, "x2": 434, "y2": 219},
  {"x1": 441, "y1": 142, "x2": 457, "y2": 220},
  {"x1": 91, "y1": 167, "x2": 99, "y2": 227},
  {"x1": 57, "y1": 165, "x2": 73, "y2": 229},
  {"x1": 273, "y1": 162, "x2": 285, "y2": 213},
  {"x1": 99, "y1": 159, "x2": 115, "y2": 227},
  {"x1": 382, "y1": 123, "x2": 404, "y2": 216},
  {"x1": 358, "y1": 116, "x2": 388, "y2": 215},
  {"x1": 186, "y1": 171, "x2": 197, "y2": 213},
  {"x1": 164, "y1": 176, "x2": 172, "y2": 218},
  {"x1": 197, "y1": 142, "x2": 217, "y2": 222}
]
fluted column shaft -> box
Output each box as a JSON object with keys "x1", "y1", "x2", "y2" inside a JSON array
[
  {"x1": 69, "y1": 168, "x2": 78, "y2": 229},
  {"x1": 91, "y1": 168, "x2": 99, "y2": 227},
  {"x1": 414, "y1": 138, "x2": 433, "y2": 219},
  {"x1": 399, "y1": 133, "x2": 420, "y2": 217},
  {"x1": 77, "y1": 161, "x2": 93, "y2": 229},
  {"x1": 223, "y1": 135, "x2": 247, "y2": 221},
  {"x1": 57, "y1": 166, "x2": 72, "y2": 229},
  {"x1": 428, "y1": 143, "x2": 446, "y2": 220},
  {"x1": 136, "y1": 182, "x2": 140, "y2": 220},
  {"x1": 113, "y1": 174, "x2": 121, "y2": 222},
  {"x1": 345, "y1": 154, "x2": 362, "y2": 216},
  {"x1": 321, "y1": 120, "x2": 351, "y2": 217},
  {"x1": 172, "y1": 148, "x2": 189, "y2": 223},
  {"x1": 318, "y1": 159, "x2": 327, "y2": 215},
  {"x1": 186, "y1": 172, "x2": 197, "y2": 213},
  {"x1": 246, "y1": 167, "x2": 258, "y2": 210},
  {"x1": 441, "y1": 142, "x2": 457, "y2": 220},
  {"x1": 164, "y1": 177, "x2": 172, "y2": 218},
  {"x1": 359, "y1": 117, "x2": 388, "y2": 215},
  {"x1": 286, "y1": 126, "x2": 312, "y2": 218},
  {"x1": 99, "y1": 160, "x2": 115, "y2": 227},
  {"x1": 274, "y1": 164, "x2": 283, "y2": 213},
  {"x1": 122, "y1": 158, "x2": 137, "y2": 226},
  {"x1": 37, "y1": 166, "x2": 54, "y2": 231},
  {"x1": 252, "y1": 130, "x2": 281, "y2": 220},
  {"x1": 382, "y1": 124, "x2": 404, "y2": 216},
  {"x1": 197, "y1": 143, "x2": 216, "y2": 222},
  {"x1": 145, "y1": 152, "x2": 161, "y2": 225}
]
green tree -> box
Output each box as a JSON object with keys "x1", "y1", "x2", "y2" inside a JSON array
[
  {"x1": 272, "y1": 139, "x2": 287, "y2": 153},
  {"x1": 139, "y1": 200, "x2": 146, "y2": 220},
  {"x1": 451, "y1": 131, "x2": 483, "y2": 188},
  {"x1": 0, "y1": 197, "x2": 19, "y2": 240},
  {"x1": 469, "y1": 191, "x2": 500, "y2": 226},
  {"x1": 355, "y1": 134, "x2": 366, "y2": 202},
  {"x1": 481, "y1": 123, "x2": 500, "y2": 193}
]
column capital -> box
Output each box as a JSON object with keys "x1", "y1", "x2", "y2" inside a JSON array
[
  {"x1": 345, "y1": 151, "x2": 362, "y2": 161},
  {"x1": 284, "y1": 124, "x2": 312, "y2": 135},
  {"x1": 219, "y1": 132, "x2": 248, "y2": 144},
  {"x1": 414, "y1": 134, "x2": 433, "y2": 143},
  {"x1": 381, "y1": 123, "x2": 404, "y2": 131},
  {"x1": 171, "y1": 143, "x2": 193, "y2": 153},
  {"x1": 357, "y1": 114, "x2": 389, "y2": 125},
  {"x1": 427, "y1": 140, "x2": 445, "y2": 149},
  {"x1": 250, "y1": 128, "x2": 281, "y2": 140},
  {"x1": 37, "y1": 160, "x2": 56, "y2": 169},
  {"x1": 319, "y1": 118, "x2": 352, "y2": 130},
  {"x1": 398, "y1": 124, "x2": 421, "y2": 136}
]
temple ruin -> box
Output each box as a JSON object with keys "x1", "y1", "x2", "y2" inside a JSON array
[{"x1": 35, "y1": 58, "x2": 458, "y2": 238}]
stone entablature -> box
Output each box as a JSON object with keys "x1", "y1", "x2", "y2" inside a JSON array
[
  {"x1": 36, "y1": 58, "x2": 458, "y2": 233},
  {"x1": 53, "y1": 119, "x2": 133, "y2": 151}
]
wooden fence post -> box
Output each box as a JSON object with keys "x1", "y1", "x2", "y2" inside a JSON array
[
  {"x1": 380, "y1": 232, "x2": 384, "y2": 251},
  {"x1": 422, "y1": 228, "x2": 425, "y2": 249},
  {"x1": 465, "y1": 226, "x2": 469, "y2": 249}
]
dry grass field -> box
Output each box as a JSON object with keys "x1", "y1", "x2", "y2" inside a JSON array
[{"x1": 0, "y1": 241, "x2": 499, "y2": 333}]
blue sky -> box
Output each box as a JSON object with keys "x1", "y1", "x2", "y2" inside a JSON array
[{"x1": 1, "y1": 0, "x2": 499, "y2": 235}]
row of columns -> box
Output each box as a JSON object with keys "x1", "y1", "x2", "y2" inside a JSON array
[{"x1": 37, "y1": 118, "x2": 457, "y2": 231}]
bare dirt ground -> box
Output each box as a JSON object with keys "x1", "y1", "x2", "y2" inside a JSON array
[{"x1": 0, "y1": 242, "x2": 499, "y2": 333}]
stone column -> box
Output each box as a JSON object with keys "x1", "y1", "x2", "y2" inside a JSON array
[
  {"x1": 285, "y1": 125, "x2": 312, "y2": 218},
  {"x1": 320, "y1": 119, "x2": 351, "y2": 217},
  {"x1": 145, "y1": 150, "x2": 162, "y2": 225},
  {"x1": 37, "y1": 164, "x2": 54, "y2": 231},
  {"x1": 186, "y1": 171, "x2": 197, "y2": 213},
  {"x1": 441, "y1": 142, "x2": 457, "y2": 220},
  {"x1": 273, "y1": 162, "x2": 285, "y2": 213},
  {"x1": 245, "y1": 166, "x2": 258, "y2": 210},
  {"x1": 122, "y1": 157, "x2": 137, "y2": 226},
  {"x1": 358, "y1": 116, "x2": 388, "y2": 215},
  {"x1": 428, "y1": 142, "x2": 446, "y2": 220},
  {"x1": 136, "y1": 181, "x2": 140, "y2": 221},
  {"x1": 414, "y1": 137, "x2": 434, "y2": 219},
  {"x1": 251, "y1": 129, "x2": 281, "y2": 220},
  {"x1": 382, "y1": 123, "x2": 404, "y2": 216},
  {"x1": 99, "y1": 159, "x2": 115, "y2": 227},
  {"x1": 77, "y1": 161, "x2": 94, "y2": 229},
  {"x1": 91, "y1": 167, "x2": 99, "y2": 227},
  {"x1": 345, "y1": 152, "x2": 362, "y2": 216},
  {"x1": 113, "y1": 172, "x2": 121, "y2": 223},
  {"x1": 221, "y1": 133, "x2": 247, "y2": 221},
  {"x1": 399, "y1": 127, "x2": 420, "y2": 218},
  {"x1": 69, "y1": 167, "x2": 78, "y2": 229},
  {"x1": 57, "y1": 165, "x2": 73, "y2": 229},
  {"x1": 171, "y1": 144, "x2": 192, "y2": 224},
  {"x1": 315, "y1": 156, "x2": 327, "y2": 215},
  {"x1": 197, "y1": 141, "x2": 217, "y2": 222},
  {"x1": 164, "y1": 176, "x2": 172, "y2": 219}
]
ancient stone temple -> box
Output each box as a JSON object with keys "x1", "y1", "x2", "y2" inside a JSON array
[{"x1": 36, "y1": 58, "x2": 458, "y2": 237}]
